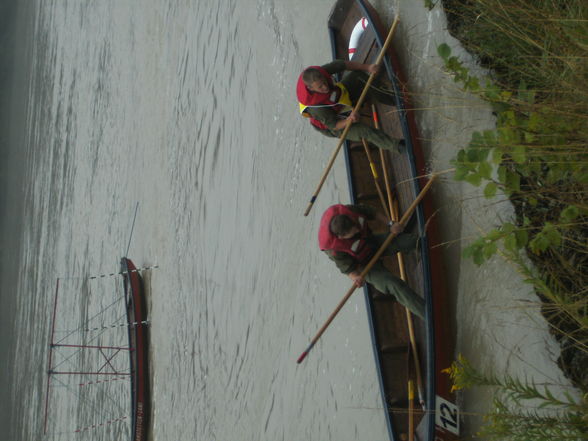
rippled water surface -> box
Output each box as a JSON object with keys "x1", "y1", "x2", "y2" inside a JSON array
[
  {"x1": 6, "y1": 1, "x2": 391, "y2": 440},
  {"x1": 4, "y1": 1, "x2": 575, "y2": 440}
]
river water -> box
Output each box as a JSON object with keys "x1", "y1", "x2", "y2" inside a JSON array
[{"x1": 1, "y1": 0, "x2": 575, "y2": 440}]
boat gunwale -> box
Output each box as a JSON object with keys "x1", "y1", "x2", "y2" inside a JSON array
[
  {"x1": 326, "y1": 1, "x2": 457, "y2": 440},
  {"x1": 353, "y1": 3, "x2": 437, "y2": 440}
]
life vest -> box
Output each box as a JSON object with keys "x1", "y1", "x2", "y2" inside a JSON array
[
  {"x1": 296, "y1": 66, "x2": 353, "y2": 130},
  {"x1": 318, "y1": 204, "x2": 373, "y2": 262}
]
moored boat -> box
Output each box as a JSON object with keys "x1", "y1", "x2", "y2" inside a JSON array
[
  {"x1": 43, "y1": 258, "x2": 151, "y2": 441},
  {"x1": 121, "y1": 258, "x2": 150, "y2": 441},
  {"x1": 327, "y1": 1, "x2": 459, "y2": 440}
]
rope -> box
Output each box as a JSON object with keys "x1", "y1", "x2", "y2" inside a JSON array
[
  {"x1": 56, "y1": 320, "x2": 150, "y2": 334},
  {"x1": 74, "y1": 416, "x2": 128, "y2": 433},
  {"x1": 88, "y1": 265, "x2": 159, "y2": 280},
  {"x1": 78, "y1": 377, "x2": 129, "y2": 388}
]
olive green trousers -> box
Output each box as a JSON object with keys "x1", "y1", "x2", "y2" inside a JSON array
[
  {"x1": 364, "y1": 233, "x2": 425, "y2": 319},
  {"x1": 322, "y1": 71, "x2": 400, "y2": 152},
  {"x1": 326, "y1": 123, "x2": 400, "y2": 153}
]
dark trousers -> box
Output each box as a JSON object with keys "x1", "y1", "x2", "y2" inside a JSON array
[
  {"x1": 364, "y1": 233, "x2": 425, "y2": 319},
  {"x1": 320, "y1": 71, "x2": 400, "y2": 152}
]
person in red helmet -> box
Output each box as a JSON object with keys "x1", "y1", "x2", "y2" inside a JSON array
[
  {"x1": 297, "y1": 60, "x2": 403, "y2": 152},
  {"x1": 318, "y1": 203, "x2": 424, "y2": 319}
]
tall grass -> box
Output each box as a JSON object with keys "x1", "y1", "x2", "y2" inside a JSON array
[
  {"x1": 444, "y1": 355, "x2": 588, "y2": 441},
  {"x1": 437, "y1": 0, "x2": 588, "y2": 438}
]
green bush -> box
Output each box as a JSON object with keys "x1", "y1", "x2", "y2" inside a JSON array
[
  {"x1": 444, "y1": 355, "x2": 588, "y2": 441},
  {"x1": 438, "y1": 0, "x2": 588, "y2": 398}
]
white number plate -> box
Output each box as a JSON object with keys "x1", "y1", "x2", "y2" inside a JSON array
[{"x1": 435, "y1": 395, "x2": 459, "y2": 435}]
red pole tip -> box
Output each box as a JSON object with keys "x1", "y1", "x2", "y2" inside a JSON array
[{"x1": 296, "y1": 351, "x2": 308, "y2": 364}]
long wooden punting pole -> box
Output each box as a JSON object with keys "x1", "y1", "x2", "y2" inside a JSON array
[
  {"x1": 373, "y1": 105, "x2": 426, "y2": 409},
  {"x1": 406, "y1": 342, "x2": 416, "y2": 441},
  {"x1": 361, "y1": 138, "x2": 391, "y2": 220},
  {"x1": 392, "y1": 198, "x2": 426, "y2": 408},
  {"x1": 303, "y1": 15, "x2": 400, "y2": 217},
  {"x1": 373, "y1": 105, "x2": 395, "y2": 215},
  {"x1": 297, "y1": 175, "x2": 436, "y2": 363},
  {"x1": 408, "y1": 379, "x2": 415, "y2": 441}
]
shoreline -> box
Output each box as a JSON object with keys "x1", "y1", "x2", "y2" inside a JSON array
[
  {"x1": 370, "y1": 0, "x2": 579, "y2": 436},
  {"x1": 440, "y1": 0, "x2": 588, "y2": 393}
]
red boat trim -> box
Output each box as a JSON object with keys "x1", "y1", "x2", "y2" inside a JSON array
[{"x1": 121, "y1": 258, "x2": 150, "y2": 441}]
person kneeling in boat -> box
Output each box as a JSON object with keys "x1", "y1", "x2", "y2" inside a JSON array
[
  {"x1": 319, "y1": 203, "x2": 424, "y2": 319},
  {"x1": 297, "y1": 60, "x2": 401, "y2": 152}
]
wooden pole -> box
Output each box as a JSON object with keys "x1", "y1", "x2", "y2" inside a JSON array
[
  {"x1": 372, "y1": 105, "x2": 396, "y2": 215},
  {"x1": 373, "y1": 103, "x2": 426, "y2": 409},
  {"x1": 303, "y1": 15, "x2": 401, "y2": 216},
  {"x1": 408, "y1": 379, "x2": 415, "y2": 441},
  {"x1": 361, "y1": 138, "x2": 390, "y2": 220},
  {"x1": 391, "y1": 198, "x2": 426, "y2": 409},
  {"x1": 297, "y1": 174, "x2": 436, "y2": 364}
]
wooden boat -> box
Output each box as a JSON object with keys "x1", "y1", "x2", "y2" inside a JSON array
[
  {"x1": 121, "y1": 258, "x2": 150, "y2": 441},
  {"x1": 43, "y1": 258, "x2": 150, "y2": 441},
  {"x1": 327, "y1": 1, "x2": 460, "y2": 440}
]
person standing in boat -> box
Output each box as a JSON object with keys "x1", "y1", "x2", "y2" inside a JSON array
[
  {"x1": 318, "y1": 203, "x2": 424, "y2": 319},
  {"x1": 296, "y1": 60, "x2": 401, "y2": 152}
]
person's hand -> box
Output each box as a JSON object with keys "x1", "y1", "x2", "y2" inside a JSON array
[
  {"x1": 366, "y1": 63, "x2": 380, "y2": 75},
  {"x1": 347, "y1": 111, "x2": 359, "y2": 124},
  {"x1": 389, "y1": 221, "x2": 404, "y2": 235},
  {"x1": 336, "y1": 111, "x2": 359, "y2": 130},
  {"x1": 348, "y1": 271, "x2": 365, "y2": 287}
]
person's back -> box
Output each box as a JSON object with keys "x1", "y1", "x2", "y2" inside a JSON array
[
  {"x1": 296, "y1": 60, "x2": 402, "y2": 152},
  {"x1": 318, "y1": 203, "x2": 425, "y2": 319}
]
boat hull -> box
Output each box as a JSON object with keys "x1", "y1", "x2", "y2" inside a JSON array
[
  {"x1": 121, "y1": 258, "x2": 150, "y2": 441},
  {"x1": 326, "y1": 1, "x2": 459, "y2": 440}
]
